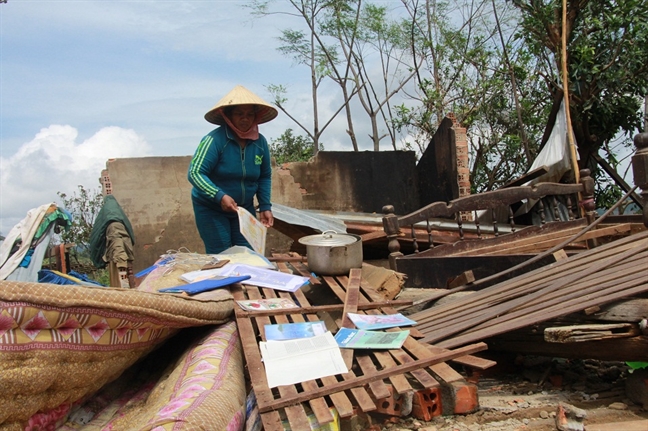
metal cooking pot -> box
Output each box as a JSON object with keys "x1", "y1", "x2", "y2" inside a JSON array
[{"x1": 298, "y1": 230, "x2": 363, "y2": 276}]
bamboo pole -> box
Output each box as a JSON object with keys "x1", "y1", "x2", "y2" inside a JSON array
[{"x1": 561, "y1": 0, "x2": 581, "y2": 186}]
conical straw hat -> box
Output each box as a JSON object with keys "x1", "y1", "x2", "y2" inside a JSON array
[{"x1": 204, "y1": 85, "x2": 278, "y2": 125}]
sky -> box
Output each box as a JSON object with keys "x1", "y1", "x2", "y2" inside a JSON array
[{"x1": 0, "y1": 0, "x2": 376, "y2": 235}]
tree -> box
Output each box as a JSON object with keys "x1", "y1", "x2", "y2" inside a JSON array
[
  {"x1": 250, "y1": 0, "x2": 351, "y2": 155},
  {"x1": 512, "y1": 0, "x2": 648, "y2": 162},
  {"x1": 511, "y1": 0, "x2": 648, "y2": 207},
  {"x1": 57, "y1": 185, "x2": 104, "y2": 261},
  {"x1": 249, "y1": 0, "x2": 416, "y2": 152},
  {"x1": 270, "y1": 129, "x2": 323, "y2": 164}
]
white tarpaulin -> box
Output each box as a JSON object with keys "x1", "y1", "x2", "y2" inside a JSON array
[
  {"x1": 526, "y1": 99, "x2": 578, "y2": 186},
  {"x1": 515, "y1": 99, "x2": 579, "y2": 216}
]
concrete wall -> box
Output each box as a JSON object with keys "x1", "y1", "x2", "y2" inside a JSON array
[
  {"x1": 102, "y1": 151, "x2": 420, "y2": 272},
  {"x1": 102, "y1": 157, "x2": 202, "y2": 272}
]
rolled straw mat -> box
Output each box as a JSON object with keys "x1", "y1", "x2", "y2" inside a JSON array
[{"x1": 0, "y1": 280, "x2": 234, "y2": 430}]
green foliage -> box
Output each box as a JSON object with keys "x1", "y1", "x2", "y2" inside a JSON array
[
  {"x1": 270, "y1": 129, "x2": 322, "y2": 164},
  {"x1": 512, "y1": 0, "x2": 648, "y2": 158},
  {"x1": 56, "y1": 185, "x2": 103, "y2": 258}
]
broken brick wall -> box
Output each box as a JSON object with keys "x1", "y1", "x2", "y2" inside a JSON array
[{"x1": 101, "y1": 151, "x2": 419, "y2": 272}]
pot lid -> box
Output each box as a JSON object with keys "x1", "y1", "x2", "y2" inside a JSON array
[{"x1": 298, "y1": 230, "x2": 358, "y2": 247}]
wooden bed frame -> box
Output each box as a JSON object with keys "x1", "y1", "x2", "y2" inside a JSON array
[{"x1": 381, "y1": 169, "x2": 600, "y2": 288}]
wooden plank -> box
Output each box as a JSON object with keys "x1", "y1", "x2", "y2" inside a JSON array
[
  {"x1": 484, "y1": 223, "x2": 633, "y2": 255},
  {"x1": 423, "y1": 242, "x2": 648, "y2": 344},
  {"x1": 230, "y1": 285, "x2": 275, "y2": 407},
  {"x1": 236, "y1": 300, "x2": 414, "y2": 317},
  {"x1": 447, "y1": 270, "x2": 475, "y2": 289},
  {"x1": 260, "y1": 410, "x2": 284, "y2": 431},
  {"x1": 323, "y1": 276, "x2": 387, "y2": 407},
  {"x1": 591, "y1": 298, "x2": 648, "y2": 322},
  {"x1": 258, "y1": 343, "x2": 488, "y2": 413},
  {"x1": 340, "y1": 269, "x2": 362, "y2": 369},
  {"x1": 260, "y1": 287, "x2": 328, "y2": 429},
  {"x1": 439, "y1": 273, "x2": 648, "y2": 349},
  {"x1": 429, "y1": 253, "x2": 648, "y2": 346},
  {"x1": 355, "y1": 353, "x2": 392, "y2": 400},
  {"x1": 413, "y1": 219, "x2": 585, "y2": 257},
  {"x1": 426, "y1": 345, "x2": 496, "y2": 370},
  {"x1": 544, "y1": 323, "x2": 639, "y2": 343},
  {"x1": 451, "y1": 225, "x2": 586, "y2": 256},
  {"x1": 412, "y1": 233, "x2": 648, "y2": 330}
]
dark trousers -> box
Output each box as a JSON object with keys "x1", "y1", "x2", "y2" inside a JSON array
[{"x1": 192, "y1": 199, "x2": 252, "y2": 254}]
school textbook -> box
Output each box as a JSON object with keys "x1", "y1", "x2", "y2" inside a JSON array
[
  {"x1": 264, "y1": 321, "x2": 327, "y2": 341},
  {"x1": 334, "y1": 327, "x2": 410, "y2": 349},
  {"x1": 346, "y1": 312, "x2": 416, "y2": 330}
]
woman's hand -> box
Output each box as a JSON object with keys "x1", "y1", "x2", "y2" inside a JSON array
[
  {"x1": 220, "y1": 195, "x2": 238, "y2": 213},
  {"x1": 260, "y1": 210, "x2": 274, "y2": 227}
]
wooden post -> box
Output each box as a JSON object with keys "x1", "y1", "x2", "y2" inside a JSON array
[{"x1": 382, "y1": 205, "x2": 403, "y2": 270}]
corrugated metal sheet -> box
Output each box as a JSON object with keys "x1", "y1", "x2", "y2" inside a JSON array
[{"x1": 272, "y1": 203, "x2": 348, "y2": 234}]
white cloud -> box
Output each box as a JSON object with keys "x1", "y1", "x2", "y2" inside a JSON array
[{"x1": 0, "y1": 125, "x2": 152, "y2": 235}]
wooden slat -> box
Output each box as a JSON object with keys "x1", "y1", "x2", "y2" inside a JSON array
[
  {"x1": 427, "y1": 252, "x2": 648, "y2": 343},
  {"x1": 412, "y1": 232, "x2": 648, "y2": 330},
  {"x1": 482, "y1": 223, "x2": 632, "y2": 255},
  {"x1": 275, "y1": 258, "x2": 352, "y2": 421},
  {"x1": 340, "y1": 269, "x2": 362, "y2": 369},
  {"x1": 258, "y1": 343, "x2": 488, "y2": 413},
  {"x1": 230, "y1": 284, "x2": 275, "y2": 407},
  {"x1": 245, "y1": 287, "x2": 312, "y2": 430},
  {"x1": 255, "y1": 285, "x2": 328, "y2": 429},
  {"x1": 423, "y1": 242, "x2": 648, "y2": 344},
  {"x1": 330, "y1": 276, "x2": 417, "y2": 393},
  {"x1": 439, "y1": 272, "x2": 648, "y2": 349},
  {"x1": 260, "y1": 411, "x2": 284, "y2": 431},
  {"x1": 324, "y1": 276, "x2": 388, "y2": 405}
]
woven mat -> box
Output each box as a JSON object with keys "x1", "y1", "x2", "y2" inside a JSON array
[{"x1": 0, "y1": 280, "x2": 235, "y2": 429}]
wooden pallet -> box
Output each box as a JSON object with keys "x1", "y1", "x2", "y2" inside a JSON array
[{"x1": 230, "y1": 255, "x2": 491, "y2": 430}]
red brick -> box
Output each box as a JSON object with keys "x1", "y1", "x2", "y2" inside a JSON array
[
  {"x1": 411, "y1": 387, "x2": 442, "y2": 421},
  {"x1": 452, "y1": 382, "x2": 479, "y2": 414},
  {"x1": 371, "y1": 385, "x2": 404, "y2": 416}
]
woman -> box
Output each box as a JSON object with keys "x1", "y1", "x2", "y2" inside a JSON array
[{"x1": 188, "y1": 85, "x2": 277, "y2": 254}]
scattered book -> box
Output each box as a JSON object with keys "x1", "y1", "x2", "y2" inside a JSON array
[
  {"x1": 221, "y1": 263, "x2": 310, "y2": 292},
  {"x1": 260, "y1": 331, "x2": 348, "y2": 388},
  {"x1": 346, "y1": 312, "x2": 416, "y2": 330},
  {"x1": 334, "y1": 327, "x2": 409, "y2": 350},
  {"x1": 158, "y1": 275, "x2": 251, "y2": 295},
  {"x1": 236, "y1": 298, "x2": 299, "y2": 311},
  {"x1": 264, "y1": 321, "x2": 327, "y2": 341}
]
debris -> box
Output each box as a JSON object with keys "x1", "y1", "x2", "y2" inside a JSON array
[{"x1": 555, "y1": 402, "x2": 587, "y2": 431}]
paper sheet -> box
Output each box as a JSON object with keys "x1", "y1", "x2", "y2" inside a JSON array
[
  {"x1": 260, "y1": 331, "x2": 348, "y2": 388},
  {"x1": 237, "y1": 207, "x2": 267, "y2": 255}
]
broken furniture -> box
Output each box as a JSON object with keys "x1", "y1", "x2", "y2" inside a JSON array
[
  {"x1": 380, "y1": 168, "x2": 638, "y2": 288},
  {"x1": 231, "y1": 257, "x2": 495, "y2": 430}
]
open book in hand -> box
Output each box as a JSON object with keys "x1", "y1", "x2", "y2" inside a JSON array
[{"x1": 334, "y1": 327, "x2": 409, "y2": 349}]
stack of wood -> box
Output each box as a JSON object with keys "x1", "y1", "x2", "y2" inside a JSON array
[{"x1": 407, "y1": 230, "x2": 648, "y2": 362}]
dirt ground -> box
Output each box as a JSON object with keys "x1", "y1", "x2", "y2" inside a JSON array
[{"x1": 367, "y1": 355, "x2": 648, "y2": 431}]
